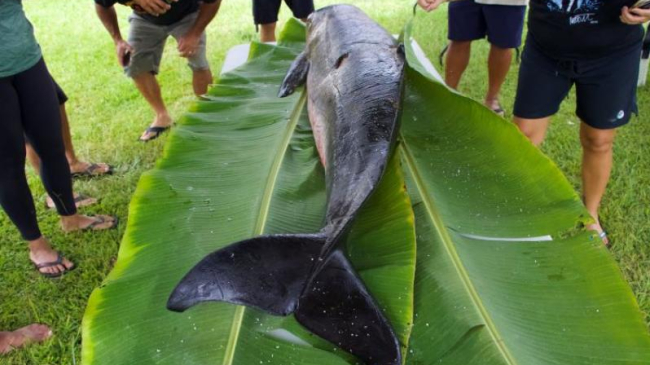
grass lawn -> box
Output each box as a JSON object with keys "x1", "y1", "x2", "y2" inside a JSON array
[{"x1": 1, "y1": 0, "x2": 648, "y2": 363}]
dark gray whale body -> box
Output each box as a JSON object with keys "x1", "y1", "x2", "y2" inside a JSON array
[{"x1": 168, "y1": 5, "x2": 405, "y2": 364}]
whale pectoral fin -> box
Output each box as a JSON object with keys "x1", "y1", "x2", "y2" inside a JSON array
[
  {"x1": 295, "y1": 250, "x2": 402, "y2": 365},
  {"x1": 167, "y1": 234, "x2": 325, "y2": 316},
  {"x1": 278, "y1": 51, "x2": 309, "y2": 98}
]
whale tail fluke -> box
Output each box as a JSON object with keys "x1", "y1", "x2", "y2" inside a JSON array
[
  {"x1": 167, "y1": 235, "x2": 402, "y2": 365},
  {"x1": 296, "y1": 250, "x2": 402, "y2": 365},
  {"x1": 167, "y1": 233, "x2": 325, "y2": 315}
]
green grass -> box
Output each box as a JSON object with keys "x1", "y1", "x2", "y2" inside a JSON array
[{"x1": 0, "y1": 0, "x2": 648, "y2": 364}]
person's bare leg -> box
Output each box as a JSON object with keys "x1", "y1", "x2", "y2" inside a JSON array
[
  {"x1": 485, "y1": 45, "x2": 513, "y2": 112},
  {"x1": 0, "y1": 324, "x2": 52, "y2": 354},
  {"x1": 59, "y1": 104, "x2": 111, "y2": 175},
  {"x1": 25, "y1": 143, "x2": 40, "y2": 172},
  {"x1": 514, "y1": 116, "x2": 552, "y2": 147},
  {"x1": 26, "y1": 105, "x2": 110, "y2": 176},
  {"x1": 580, "y1": 122, "x2": 616, "y2": 245},
  {"x1": 132, "y1": 72, "x2": 173, "y2": 141},
  {"x1": 260, "y1": 22, "x2": 276, "y2": 43},
  {"x1": 192, "y1": 69, "x2": 212, "y2": 96},
  {"x1": 445, "y1": 40, "x2": 472, "y2": 90}
]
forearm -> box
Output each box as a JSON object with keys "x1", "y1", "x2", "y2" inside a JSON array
[
  {"x1": 95, "y1": 4, "x2": 123, "y2": 43},
  {"x1": 187, "y1": 1, "x2": 221, "y2": 37}
]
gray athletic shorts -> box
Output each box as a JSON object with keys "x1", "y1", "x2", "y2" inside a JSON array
[{"x1": 125, "y1": 11, "x2": 209, "y2": 78}]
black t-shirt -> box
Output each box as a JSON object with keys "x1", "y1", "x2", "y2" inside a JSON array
[
  {"x1": 528, "y1": 0, "x2": 644, "y2": 59},
  {"x1": 95, "y1": 0, "x2": 217, "y2": 26}
]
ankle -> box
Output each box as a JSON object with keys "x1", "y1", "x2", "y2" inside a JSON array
[
  {"x1": 485, "y1": 96, "x2": 500, "y2": 105},
  {"x1": 60, "y1": 214, "x2": 81, "y2": 229},
  {"x1": 28, "y1": 236, "x2": 50, "y2": 254},
  {"x1": 67, "y1": 157, "x2": 80, "y2": 167}
]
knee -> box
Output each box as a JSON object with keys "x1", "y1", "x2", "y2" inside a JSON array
[
  {"x1": 581, "y1": 133, "x2": 614, "y2": 153},
  {"x1": 514, "y1": 117, "x2": 545, "y2": 146},
  {"x1": 515, "y1": 119, "x2": 536, "y2": 139},
  {"x1": 0, "y1": 155, "x2": 26, "y2": 179}
]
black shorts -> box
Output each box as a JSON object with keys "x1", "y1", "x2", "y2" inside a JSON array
[
  {"x1": 448, "y1": 0, "x2": 526, "y2": 49},
  {"x1": 514, "y1": 36, "x2": 641, "y2": 130},
  {"x1": 52, "y1": 78, "x2": 68, "y2": 105},
  {"x1": 253, "y1": 0, "x2": 314, "y2": 25}
]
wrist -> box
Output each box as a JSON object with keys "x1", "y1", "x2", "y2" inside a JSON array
[{"x1": 186, "y1": 29, "x2": 202, "y2": 39}]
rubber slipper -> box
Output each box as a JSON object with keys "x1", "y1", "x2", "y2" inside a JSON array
[
  {"x1": 139, "y1": 126, "x2": 171, "y2": 142},
  {"x1": 33, "y1": 252, "x2": 75, "y2": 279},
  {"x1": 45, "y1": 194, "x2": 97, "y2": 210},
  {"x1": 491, "y1": 106, "x2": 506, "y2": 117},
  {"x1": 80, "y1": 215, "x2": 119, "y2": 232},
  {"x1": 71, "y1": 163, "x2": 112, "y2": 179}
]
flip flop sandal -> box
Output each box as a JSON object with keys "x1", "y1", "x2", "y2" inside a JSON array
[
  {"x1": 491, "y1": 106, "x2": 506, "y2": 117},
  {"x1": 81, "y1": 215, "x2": 119, "y2": 232},
  {"x1": 33, "y1": 252, "x2": 75, "y2": 279},
  {"x1": 45, "y1": 194, "x2": 97, "y2": 210},
  {"x1": 599, "y1": 231, "x2": 610, "y2": 248},
  {"x1": 71, "y1": 163, "x2": 113, "y2": 179},
  {"x1": 599, "y1": 218, "x2": 611, "y2": 249},
  {"x1": 139, "y1": 126, "x2": 171, "y2": 142}
]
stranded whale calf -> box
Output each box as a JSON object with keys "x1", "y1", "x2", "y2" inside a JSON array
[{"x1": 167, "y1": 5, "x2": 405, "y2": 364}]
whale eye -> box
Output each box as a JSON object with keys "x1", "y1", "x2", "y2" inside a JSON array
[{"x1": 335, "y1": 53, "x2": 349, "y2": 69}]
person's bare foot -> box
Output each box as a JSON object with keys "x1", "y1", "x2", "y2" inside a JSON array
[
  {"x1": 60, "y1": 214, "x2": 117, "y2": 233},
  {"x1": 485, "y1": 98, "x2": 505, "y2": 117},
  {"x1": 586, "y1": 221, "x2": 609, "y2": 247},
  {"x1": 46, "y1": 193, "x2": 97, "y2": 210},
  {"x1": 0, "y1": 324, "x2": 52, "y2": 354},
  {"x1": 29, "y1": 237, "x2": 75, "y2": 277},
  {"x1": 139, "y1": 113, "x2": 173, "y2": 142},
  {"x1": 69, "y1": 161, "x2": 112, "y2": 177}
]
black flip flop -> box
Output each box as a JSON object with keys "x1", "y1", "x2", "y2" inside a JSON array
[
  {"x1": 34, "y1": 252, "x2": 76, "y2": 279},
  {"x1": 45, "y1": 194, "x2": 97, "y2": 210},
  {"x1": 71, "y1": 163, "x2": 113, "y2": 179},
  {"x1": 139, "y1": 126, "x2": 171, "y2": 142},
  {"x1": 491, "y1": 106, "x2": 506, "y2": 117},
  {"x1": 81, "y1": 215, "x2": 119, "y2": 232}
]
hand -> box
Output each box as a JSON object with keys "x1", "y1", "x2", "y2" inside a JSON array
[
  {"x1": 177, "y1": 33, "x2": 200, "y2": 58},
  {"x1": 115, "y1": 40, "x2": 134, "y2": 67},
  {"x1": 621, "y1": 6, "x2": 650, "y2": 25},
  {"x1": 133, "y1": 0, "x2": 177, "y2": 16},
  {"x1": 417, "y1": 0, "x2": 447, "y2": 12}
]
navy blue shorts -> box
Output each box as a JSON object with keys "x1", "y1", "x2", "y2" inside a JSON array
[
  {"x1": 514, "y1": 36, "x2": 641, "y2": 130},
  {"x1": 253, "y1": 0, "x2": 314, "y2": 25},
  {"x1": 448, "y1": 0, "x2": 526, "y2": 49}
]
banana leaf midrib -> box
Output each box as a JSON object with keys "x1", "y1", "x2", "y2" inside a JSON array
[
  {"x1": 398, "y1": 141, "x2": 518, "y2": 365},
  {"x1": 221, "y1": 90, "x2": 308, "y2": 365}
]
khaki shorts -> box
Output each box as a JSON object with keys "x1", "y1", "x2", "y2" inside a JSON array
[{"x1": 125, "y1": 11, "x2": 209, "y2": 78}]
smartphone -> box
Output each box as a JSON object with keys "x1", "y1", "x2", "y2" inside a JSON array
[
  {"x1": 632, "y1": 0, "x2": 650, "y2": 9},
  {"x1": 122, "y1": 50, "x2": 131, "y2": 67}
]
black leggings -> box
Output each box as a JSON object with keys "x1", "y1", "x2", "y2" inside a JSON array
[{"x1": 0, "y1": 58, "x2": 77, "y2": 241}]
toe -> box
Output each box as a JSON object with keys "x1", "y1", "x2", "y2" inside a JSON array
[
  {"x1": 62, "y1": 257, "x2": 74, "y2": 270},
  {"x1": 97, "y1": 163, "x2": 111, "y2": 174}
]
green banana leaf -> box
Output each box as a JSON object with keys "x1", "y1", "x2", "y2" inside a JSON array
[
  {"x1": 399, "y1": 20, "x2": 650, "y2": 364},
  {"x1": 82, "y1": 15, "x2": 650, "y2": 365},
  {"x1": 82, "y1": 19, "x2": 416, "y2": 365}
]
